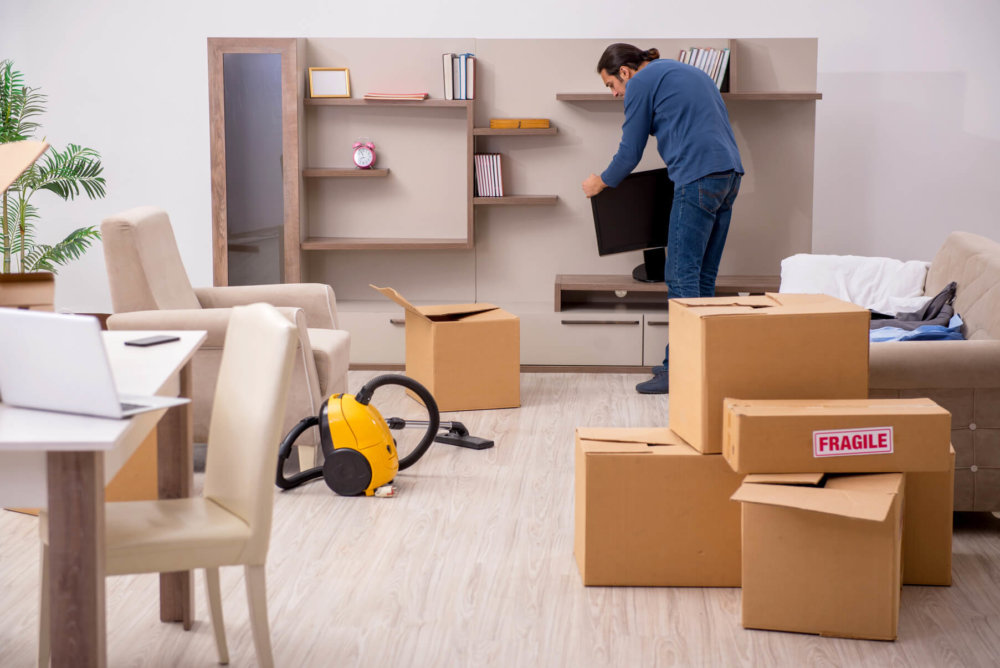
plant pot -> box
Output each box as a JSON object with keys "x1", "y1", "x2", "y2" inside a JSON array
[{"x1": 0, "y1": 271, "x2": 55, "y2": 310}]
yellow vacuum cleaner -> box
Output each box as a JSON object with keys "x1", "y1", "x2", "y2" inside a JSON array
[{"x1": 275, "y1": 374, "x2": 492, "y2": 496}]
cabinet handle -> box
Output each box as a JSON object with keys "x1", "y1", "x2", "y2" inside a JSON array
[
  {"x1": 560, "y1": 319, "x2": 640, "y2": 326},
  {"x1": 647, "y1": 321, "x2": 669, "y2": 326},
  {"x1": 389, "y1": 318, "x2": 405, "y2": 326}
]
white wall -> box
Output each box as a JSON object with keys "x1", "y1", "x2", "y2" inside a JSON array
[{"x1": 2, "y1": 0, "x2": 998, "y2": 312}]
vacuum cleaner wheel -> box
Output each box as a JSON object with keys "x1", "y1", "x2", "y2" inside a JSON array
[{"x1": 323, "y1": 448, "x2": 373, "y2": 496}]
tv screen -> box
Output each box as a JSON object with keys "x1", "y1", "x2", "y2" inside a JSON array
[{"x1": 590, "y1": 168, "x2": 673, "y2": 256}]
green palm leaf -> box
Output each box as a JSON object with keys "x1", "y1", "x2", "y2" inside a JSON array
[
  {"x1": 36, "y1": 144, "x2": 106, "y2": 200},
  {"x1": 21, "y1": 226, "x2": 101, "y2": 273}
]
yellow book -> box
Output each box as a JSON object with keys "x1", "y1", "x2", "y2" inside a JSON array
[
  {"x1": 489, "y1": 118, "x2": 520, "y2": 129},
  {"x1": 518, "y1": 118, "x2": 550, "y2": 128}
]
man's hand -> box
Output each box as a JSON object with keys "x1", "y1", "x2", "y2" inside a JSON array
[{"x1": 582, "y1": 173, "x2": 607, "y2": 198}]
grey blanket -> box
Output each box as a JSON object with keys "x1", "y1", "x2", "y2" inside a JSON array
[{"x1": 870, "y1": 281, "x2": 957, "y2": 330}]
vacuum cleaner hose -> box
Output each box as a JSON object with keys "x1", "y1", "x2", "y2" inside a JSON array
[
  {"x1": 275, "y1": 415, "x2": 323, "y2": 489},
  {"x1": 357, "y1": 374, "x2": 440, "y2": 470}
]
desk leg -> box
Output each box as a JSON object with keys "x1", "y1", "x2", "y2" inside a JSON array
[
  {"x1": 157, "y1": 362, "x2": 194, "y2": 630},
  {"x1": 47, "y1": 450, "x2": 107, "y2": 668}
]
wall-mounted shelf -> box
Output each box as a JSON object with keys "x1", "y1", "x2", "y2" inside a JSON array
[
  {"x1": 472, "y1": 127, "x2": 558, "y2": 136},
  {"x1": 555, "y1": 92, "x2": 822, "y2": 102},
  {"x1": 305, "y1": 98, "x2": 472, "y2": 108},
  {"x1": 302, "y1": 237, "x2": 472, "y2": 251},
  {"x1": 474, "y1": 195, "x2": 558, "y2": 206},
  {"x1": 303, "y1": 168, "x2": 390, "y2": 178}
]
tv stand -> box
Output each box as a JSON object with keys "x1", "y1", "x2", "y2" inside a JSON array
[
  {"x1": 554, "y1": 274, "x2": 780, "y2": 311},
  {"x1": 631, "y1": 248, "x2": 666, "y2": 283}
]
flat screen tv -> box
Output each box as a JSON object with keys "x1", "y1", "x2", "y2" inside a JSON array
[{"x1": 590, "y1": 167, "x2": 674, "y2": 282}]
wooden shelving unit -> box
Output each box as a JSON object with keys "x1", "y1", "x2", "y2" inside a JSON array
[
  {"x1": 473, "y1": 195, "x2": 558, "y2": 206},
  {"x1": 555, "y1": 92, "x2": 822, "y2": 102},
  {"x1": 303, "y1": 168, "x2": 390, "y2": 178}
]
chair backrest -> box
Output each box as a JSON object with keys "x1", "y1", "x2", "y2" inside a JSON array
[
  {"x1": 203, "y1": 303, "x2": 298, "y2": 563},
  {"x1": 926, "y1": 231, "x2": 1000, "y2": 341},
  {"x1": 100, "y1": 206, "x2": 202, "y2": 312}
]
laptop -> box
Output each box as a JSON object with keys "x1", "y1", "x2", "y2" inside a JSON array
[{"x1": 0, "y1": 309, "x2": 189, "y2": 419}]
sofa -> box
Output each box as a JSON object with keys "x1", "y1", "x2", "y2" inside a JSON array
[{"x1": 869, "y1": 231, "x2": 1000, "y2": 511}]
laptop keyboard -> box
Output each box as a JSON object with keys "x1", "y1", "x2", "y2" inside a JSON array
[{"x1": 120, "y1": 401, "x2": 148, "y2": 412}]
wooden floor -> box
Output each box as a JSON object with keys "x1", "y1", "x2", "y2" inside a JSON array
[{"x1": 3, "y1": 371, "x2": 1000, "y2": 667}]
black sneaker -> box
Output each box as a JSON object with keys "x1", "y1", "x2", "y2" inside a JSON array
[{"x1": 636, "y1": 371, "x2": 669, "y2": 394}]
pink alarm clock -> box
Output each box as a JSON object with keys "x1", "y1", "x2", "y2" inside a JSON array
[{"x1": 352, "y1": 140, "x2": 376, "y2": 169}]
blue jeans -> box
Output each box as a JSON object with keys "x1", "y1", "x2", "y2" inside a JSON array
[{"x1": 661, "y1": 170, "x2": 742, "y2": 366}]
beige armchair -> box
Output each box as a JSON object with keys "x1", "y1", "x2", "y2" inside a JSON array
[
  {"x1": 40, "y1": 303, "x2": 300, "y2": 667},
  {"x1": 100, "y1": 206, "x2": 350, "y2": 466}
]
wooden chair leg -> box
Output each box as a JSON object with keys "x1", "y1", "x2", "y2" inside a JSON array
[
  {"x1": 204, "y1": 568, "x2": 229, "y2": 665},
  {"x1": 38, "y1": 543, "x2": 50, "y2": 668},
  {"x1": 244, "y1": 565, "x2": 274, "y2": 668}
]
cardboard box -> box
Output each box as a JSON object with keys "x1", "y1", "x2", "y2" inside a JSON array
[
  {"x1": 575, "y1": 427, "x2": 743, "y2": 586},
  {"x1": 372, "y1": 285, "x2": 520, "y2": 411},
  {"x1": 722, "y1": 398, "x2": 953, "y2": 474},
  {"x1": 903, "y1": 446, "x2": 955, "y2": 586},
  {"x1": 733, "y1": 472, "x2": 904, "y2": 640},
  {"x1": 668, "y1": 293, "x2": 870, "y2": 454}
]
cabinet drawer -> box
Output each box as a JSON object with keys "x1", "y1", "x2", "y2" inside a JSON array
[
  {"x1": 520, "y1": 311, "x2": 643, "y2": 366},
  {"x1": 337, "y1": 310, "x2": 405, "y2": 364},
  {"x1": 643, "y1": 314, "x2": 669, "y2": 367}
]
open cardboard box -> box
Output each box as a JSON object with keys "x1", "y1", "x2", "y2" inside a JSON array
[
  {"x1": 722, "y1": 397, "x2": 954, "y2": 586},
  {"x1": 733, "y1": 472, "x2": 904, "y2": 641},
  {"x1": 372, "y1": 285, "x2": 519, "y2": 412},
  {"x1": 574, "y1": 427, "x2": 742, "y2": 586},
  {"x1": 668, "y1": 293, "x2": 870, "y2": 454}
]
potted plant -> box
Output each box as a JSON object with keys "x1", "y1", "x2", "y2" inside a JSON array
[{"x1": 0, "y1": 58, "x2": 106, "y2": 308}]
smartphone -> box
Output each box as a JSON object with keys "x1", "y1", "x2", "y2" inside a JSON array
[{"x1": 124, "y1": 335, "x2": 181, "y2": 347}]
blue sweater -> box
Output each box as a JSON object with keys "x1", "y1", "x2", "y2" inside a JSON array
[{"x1": 601, "y1": 59, "x2": 743, "y2": 188}]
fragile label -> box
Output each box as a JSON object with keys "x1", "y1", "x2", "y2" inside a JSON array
[{"x1": 813, "y1": 427, "x2": 893, "y2": 457}]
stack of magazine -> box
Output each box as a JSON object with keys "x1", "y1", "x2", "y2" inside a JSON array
[
  {"x1": 474, "y1": 153, "x2": 503, "y2": 197},
  {"x1": 442, "y1": 52, "x2": 475, "y2": 100},
  {"x1": 678, "y1": 47, "x2": 730, "y2": 91}
]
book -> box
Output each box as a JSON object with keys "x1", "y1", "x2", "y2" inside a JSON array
[
  {"x1": 442, "y1": 53, "x2": 455, "y2": 100},
  {"x1": 458, "y1": 54, "x2": 468, "y2": 100},
  {"x1": 492, "y1": 153, "x2": 503, "y2": 197},
  {"x1": 490, "y1": 119, "x2": 520, "y2": 129},
  {"x1": 518, "y1": 118, "x2": 550, "y2": 129},
  {"x1": 453, "y1": 55, "x2": 463, "y2": 100},
  {"x1": 715, "y1": 48, "x2": 731, "y2": 91},
  {"x1": 363, "y1": 92, "x2": 429, "y2": 100},
  {"x1": 465, "y1": 54, "x2": 476, "y2": 100}
]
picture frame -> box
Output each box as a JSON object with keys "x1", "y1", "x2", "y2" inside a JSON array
[{"x1": 308, "y1": 67, "x2": 351, "y2": 98}]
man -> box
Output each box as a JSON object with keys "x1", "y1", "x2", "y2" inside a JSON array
[{"x1": 583, "y1": 43, "x2": 743, "y2": 394}]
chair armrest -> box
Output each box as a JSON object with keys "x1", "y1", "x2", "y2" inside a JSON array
[
  {"x1": 107, "y1": 307, "x2": 305, "y2": 348},
  {"x1": 194, "y1": 284, "x2": 339, "y2": 329},
  {"x1": 869, "y1": 339, "x2": 1000, "y2": 389}
]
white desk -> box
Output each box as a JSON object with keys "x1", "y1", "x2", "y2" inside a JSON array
[{"x1": 0, "y1": 330, "x2": 205, "y2": 668}]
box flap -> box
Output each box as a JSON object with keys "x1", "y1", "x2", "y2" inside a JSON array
[
  {"x1": 576, "y1": 427, "x2": 699, "y2": 456},
  {"x1": 725, "y1": 397, "x2": 946, "y2": 417},
  {"x1": 370, "y1": 284, "x2": 498, "y2": 321},
  {"x1": 576, "y1": 427, "x2": 685, "y2": 446},
  {"x1": 743, "y1": 472, "x2": 825, "y2": 486},
  {"x1": 671, "y1": 294, "x2": 780, "y2": 309},
  {"x1": 673, "y1": 292, "x2": 867, "y2": 318},
  {"x1": 731, "y1": 479, "x2": 898, "y2": 522},
  {"x1": 0, "y1": 140, "x2": 49, "y2": 192}
]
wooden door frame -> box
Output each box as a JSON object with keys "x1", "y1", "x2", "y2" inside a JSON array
[{"x1": 207, "y1": 37, "x2": 302, "y2": 286}]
